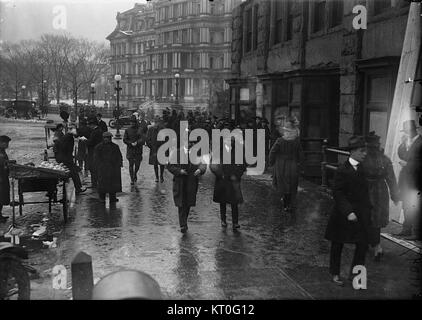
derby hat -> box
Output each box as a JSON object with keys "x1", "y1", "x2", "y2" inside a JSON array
[
  {"x1": 0, "y1": 135, "x2": 11, "y2": 143},
  {"x1": 401, "y1": 119, "x2": 417, "y2": 133},
  {"x1": 346, "y1": 135, "x2": 366, "y2": 151},
  {"x1": 103, "y1": 131, "x2": 113, "y2": 138},
  {"x1": 365, "y1": 131, "x2": 381, "y2": 147}
]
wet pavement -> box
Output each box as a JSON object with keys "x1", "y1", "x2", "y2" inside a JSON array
[
  {"x1": 1, "y1": 118, "x2": 420, "y2": 300},
  {"x1": 54, "y1": 139, "x2": 419, "y2": 300}
]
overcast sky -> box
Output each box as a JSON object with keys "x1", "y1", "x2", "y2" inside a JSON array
[{"x1": 0, "y1": 0, "x2": 145, "y2": 44}]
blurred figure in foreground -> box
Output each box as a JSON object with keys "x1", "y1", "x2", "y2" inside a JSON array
[
  {"x1": 396, "y1": 120, "x2": 422, "y2": 240},
  {"x1": 92, "y1": 270, "x2": 162, "y2": 300}
]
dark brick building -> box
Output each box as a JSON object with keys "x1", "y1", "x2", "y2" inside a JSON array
[{"x1": 227, "y1": 0, "x2": 419, "y2": 176}]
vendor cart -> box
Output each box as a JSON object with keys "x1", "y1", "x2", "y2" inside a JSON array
[{"x1": 8, "y1": 163, "x2": 70, "y2": 226}]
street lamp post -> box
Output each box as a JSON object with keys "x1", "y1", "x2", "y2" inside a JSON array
[
  {"x1": 174, "y1": 73, "x2": 180, "y2": 105},
  {"x1": 104, "y1": 91, "x2": 108, "y2": 107},
  {"x1": 21, "y1": 85, "x2": 26, "y2": 99},
  {"x1": 90, "y1": 83, "x2": 96, "y2": 107},
  {"x1": 114, "y1": 74, "x2": 122, "y2": 139},
  {"x1": 41, "y1": 79, "x2": 47, "y2": 117}
]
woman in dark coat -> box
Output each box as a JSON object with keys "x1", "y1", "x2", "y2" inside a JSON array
[
  {"x1": 361, "y1": 132, "x2": 399, "y2": 261},
  {"x1": 0, "y1": 135, "x2": 11, "y2": 222},
  {"x1": 210, "y1": 138, "x2": 246, "y2": 231},
  {"x1": 93, "y1": 132, "x2": 123, "y2": 203},
  {"x1": 146, "y1": 116, "x2": 166, "y2": 182},
  {"x1": 268, "y1": 119, "x2": 303, "y2": 212},
  {"x1": 167, "y1": 142, "x2": 207, "y2": 234}
]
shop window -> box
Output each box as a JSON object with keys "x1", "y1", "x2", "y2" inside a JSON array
[
  {"x1": 330, "y1": 0, "x2": 343, "y2": 27},
  {"x1": 240, "y1": 88, "x2": 250, "y2": 102},
  {"x1": 313, "y1": 0, "x2": 326, "y2": 33}
]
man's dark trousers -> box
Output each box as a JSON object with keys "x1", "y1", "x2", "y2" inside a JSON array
[
  {"x1": 329, "y1": 242, "x2": 368, "y2": 276},
  {"x1": 178, "y1": 205, "x2": 191, "y2": 227}
]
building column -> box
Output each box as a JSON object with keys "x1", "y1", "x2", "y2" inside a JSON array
[
  {"x1": 338, "y1": 6, "x2": 363, "y2": 147},
  {"x1": 163, "y1": 79, "x2": 168, "y2": 98},
  {"x1": 256, "y1": 81, "x2": 263, "y2": 117}
]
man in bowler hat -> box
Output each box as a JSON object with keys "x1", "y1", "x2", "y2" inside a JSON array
[
  {"x1": 325, "y1": 136, "x2": 372, "y2": 286},
  {"x1": 396, "y1": 120, "x2": 422, "y2": 239}
]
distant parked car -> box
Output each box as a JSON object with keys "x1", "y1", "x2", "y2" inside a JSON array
[
  {"x1": 109, "y1": 108, "x2": 138, "y2": 128},
  {"x1": 4, "y1": 100, "x2": 38, "y2": 119}
]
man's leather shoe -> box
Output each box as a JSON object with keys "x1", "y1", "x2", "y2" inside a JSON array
[
  {"x1": 180, "y1": 225, "x2": 188, "y2": 234},
  {"x1": 332, "y1": 275, "x2": 344, "y2": 286},
  {"x1": 110, "y1": 198, "x2": 119, "y2": 203},
  {"x1": 395, "y1": 230, "x2": 412, "y2": 237},
  {"x1": 221, "y1": 221, "x2": 227, "y2": 228}
]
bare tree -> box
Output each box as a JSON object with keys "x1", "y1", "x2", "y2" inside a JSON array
[
  {"x1": 63, "y1": 37, "x2": 109, "y2": 120},
  {"x1": 39, "y1": 34, "x2": 73, "y2": 104}
]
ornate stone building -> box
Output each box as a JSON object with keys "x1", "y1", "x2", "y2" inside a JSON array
[
  {"x1": 228, "y1": 0, "x2": 417, "y2": 177},
  {"x1": 106, "y1": 0, "x2": 241, "y2": 113}
]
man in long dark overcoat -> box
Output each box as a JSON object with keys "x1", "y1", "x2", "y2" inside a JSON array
[
  {"x1": 93, "y1": 132, "x2": 123, "y2": 203},
  {"x1": 167, "y1": 141, "x2": 207, "y2": 234},
  {"x1": 0, "y1": 135, "x2": 11, "y2": 222},
  {"x1": 87, "y1": 118, "x2": 104, "y2": 188},
  {"x1": 146, "y1": 116, "x2": 166, "y2": 182},
  {"x1": 210, "y1": 137, "x2": 246, "y2": 231},
  {"x1": 123, "y1": 116, "x2": 145, "y2": 185},
  {"x1": 325, "y1": 136, "x2": 372, "y2": 286}
]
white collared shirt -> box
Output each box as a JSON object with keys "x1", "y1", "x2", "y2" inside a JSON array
[{"x1": 349, "y1": 157, "x2": 359, "y2": 171}]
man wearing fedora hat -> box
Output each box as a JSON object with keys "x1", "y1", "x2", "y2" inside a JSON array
[
  {"x1": 0, "y1": 135, "x2": 12, "y2": 222},
  {"x1": 325, "y1": 135, "x2": 372, "y2": 286},
  {"x1": 396, "y1": 119, "x2": 422, "y2": 239}
]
